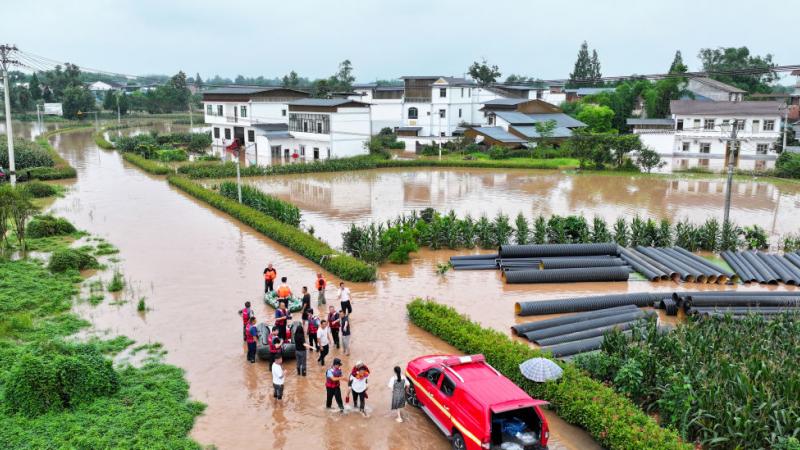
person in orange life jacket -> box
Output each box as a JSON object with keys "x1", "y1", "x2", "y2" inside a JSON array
[
  {"x1": 337, "y1": 282, "x2": 352, "y2": 315},
  {"x1": 244, "y1": 316, "x2": 258, "y2": 363},
  {"x1": 275, "y1": 301, "x2": 290, "y2": 342},
  {"x1": 267, "y1": 326, "x2": 283, "y2": 371},
  {"x1": 306, "y1": 309, "x2": 319, "y2": 352},
  {"x1": 315, "y1": 273, "x2": 327, "y2": 306},
  {"x1": 300, "y1": 287, "x2": 312, "y2": 326},
  {"x1": 325, "y1": 358, "x2": 345, "y2": 412},
  {"x1": 276, "y1": 277, "x2": 292, "y2": 301},
  {"x1": 316, "y1": 319, "x2": 333, "y2": 366},
  {"x1": 327, "y1": 306, "x2": 341, "y2": 349},
  {"x1": 238, "y1": 301, "x2": 254, "y2": 342},
  {"x1": 263, "y1": 264, "x2": 277, "y2": 293}
]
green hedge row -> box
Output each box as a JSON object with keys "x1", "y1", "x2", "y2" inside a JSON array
[
  {"x1": 122, "y1": 153, "x2": 172, "y2": 175},
  {"x1": 30, "y1": 127, "x2": 87, "y2": 180},
  {"x1": 93, "y1": 130, "x2": 115, "y2": 150},
  {"x1": 219, "y1": 181, "x2": 301, "y2": 227},
  {"x1": 167, "y1": 175, "x2": 376, "y2": 282},
  {"x1": 406, "y1": 299, "x2": 690, "y2": 450}
]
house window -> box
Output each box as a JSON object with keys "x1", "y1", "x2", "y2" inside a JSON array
[
  {"x1": 699, "y1": 143, "x2": 710, "y2": 153},
  {"x1": 439, "y1": 88, "x2": 446, "y2": 98},
  {"x1": 693, "y1": 119, "x2": 701, "y2": 129},
  {"x1": 676, "y1": 119, "x2": 684, "y2": 130},
  {"x1": 460, "y1": 88, "x2": 464, "y2": 97},
  {"x1": 313, "y1": 148, "x2": 320, "y2": 160},
  {"x1": 316, "y1": 122, "x2": 323, "y2": 133},
  {"x1": 458, "y1": 108, "x2": 462, "y2": 118},
  {"x1": 303, "y1": 121, "x2": 309, "y2": 132},
  {"x1": 704, "y1": 119, "x2": 715, "y2": 130},
  {"x1": 752, "y1": 120, "x2": 760, "y2": 132},
  {"x1": 468, "y1": 88, "x2": 471, "y2": 97},
  {"x1": 206, "y1": 104, "x2": 212, "y2": 115},
  {"x1": 282, "y1": 109, "x2": 287, "y2": 117},
  {"x1": 213, "y1": 127, "x2": 220, "y2": 138},
  {"x1": 736, "y1": 120, "x2": 744, "y2": 131},
  {"x1": 440, "y1": 132, "x2": 446, "y2": 137},
  {"x1": 247, "y1": 130, "x2": 255, "y2": 142},
  {"x1": 289, "y1": 113, "x2": 329, "y2": 134},
  {"x1": 439, "y1": 109, "x2": 446, "y2": 118},
  {"x1": 756, "y1": 144, "x2": 769, "y2": 154},
  {"x1": 300, "y1": 145, "x2": 305, "y2": 156},
  {"x1": 763, "y1": 120, "x2": 775, "y2": 131},
  {"x1": 224, "y1": 128, "x2": 231, "y2": 140},
  {"x1": 240, "y1": 106, "x2": 247, "y2": 118},
  {"x1": 721, "y1": 119, "x2": 730, "y2": 128},
  {"x1": 217, "y1": 105, "x2": 223, "y2": 116},
  {"x1": 488, "y1": 115, "x2": 495, "y2": 125},
  {"x1": 408, "y1": 107, "x2": 418, "y2": 120},
  {"x1": 682, "y1": 142, "x2": 690, "y2": 151}
]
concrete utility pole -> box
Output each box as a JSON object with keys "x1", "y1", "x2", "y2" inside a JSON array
[
  {"x1": 116, "y1": 92, "x2": 121, "y2": 125},
  {"x1": 722, "y1": 120, "x2": 739, "y2": 225},
  {"x1": 783, "y1": 107, "x2": 789, "y2": 151},
  {"x1": 1, "y1": 44, "x2": 20, "y2": 186}
]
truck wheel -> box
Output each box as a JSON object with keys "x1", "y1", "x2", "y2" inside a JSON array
[
  {"x1": 451, "y1": 432, "x2": 466, "y2": 450},
  {"x1": 405, "y1": 383, "x2": 421, "y2": 408}
]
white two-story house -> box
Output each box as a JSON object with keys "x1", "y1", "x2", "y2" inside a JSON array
[
  {"x1": 284, "y1": 98, "x2": 372, "y2": 160},
  {"x1": 630, "y1": 100, "x2": 785, "y2": 171},
  {"x1": 349, "y1": 83, "x2": 404, "y2": 133}
]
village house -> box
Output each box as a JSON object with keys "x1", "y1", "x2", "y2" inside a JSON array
[
  {"x1": 349, "y1": 83, "x2": 404, "y2": 133},
  {"x1": 685, "y1": 77, "x2": 746, "y2": 102}
]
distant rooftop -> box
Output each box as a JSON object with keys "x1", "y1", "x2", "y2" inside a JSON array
[
  {"x1": 670, "y1": 100, "x2": 785, "y2": 116},
  {"x1": 565, "y1": 87, "x2": 616, "y2": 96},
  {"x1": 494, "y1": 111, "x2": 586, "y2": 128},
  {"x1": 626, "y1": 118, "x2": 675, "y2": 126},
  {"x1": 470, "y1": 127, "x2": 527, "y2": 143},
  {"x1": 690, "y1": 77, "x2": 747, "y2": 94},
  {"x1": 288, "y1": 98, "x2": 368, "y2": 107},
  {"x1": 482, "y1": 98, "x2": 530, "y2": 106},
  {"x1": 203, "y1": 85, "x2": 292, "y2": 95}
]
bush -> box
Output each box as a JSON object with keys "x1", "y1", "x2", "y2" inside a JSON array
[
  {"x1": 27, "y1": 215, "x2": 77, "y2": 238},
  {"x1": 219, "y1": 181, "x2": 301, "y2": 226},
  {"x1": 775, "y1": 151, "x2": 800, "y2": 179},
  {"x1": 156, "y1": 149, "x2": 188, "y2": 162},
  {"x1": 3, "y1": 345, "x2": 119, "y2": 416},
  {"x1": 20, "y1": 181, "x2": 57, "y2": 198},
  {"x1": 32, "y1": 129, "x2": 81, "y2": 180},
  {"x1": 406, "y1": 299, "x2": 689, "y2": 450},
  {"x1": 167, "y1": 175, "x2": 376, "y2": 281},
  {"x1": 487, "y1": 145, "x2": 510, "y2": 160},
  {"x1": 0, "y1": 137, "x2": 54, "y2": 170},
  {"x1": 122, "y1": 153, "x2": 171, "y2": 175},
  {"x1": 48, "y1": 248, "x2": 99, "y2": 273},
  {"x1": 388, "y1": 141, "x2": 405, "y2": 149}
]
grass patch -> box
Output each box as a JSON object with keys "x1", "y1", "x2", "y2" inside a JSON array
[
  {"x1": 122, "y1": 153, "x2": 172, "y2": 175},
  {"x1": 30, "y1": 126, "x2": 89, "y2": 180},
  {"x1": 107, "y1": 269, "x2": 125, "y2": 292},
  {"x1": 407, "y1": 298, "x2": 689, "y2": 450},
  {"x1": 93, "y1": 130, "x2": 115, "y2": 150},
  {"x1": 137, "y1": 297, "x2": 146, "y2": 312},
  {"x1": 94, "y1": 241, "x2": 120, "y2": 256}
]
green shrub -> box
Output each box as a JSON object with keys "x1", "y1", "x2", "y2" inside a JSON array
[
  {"x1": 406, "y1": 299, "x2": 689, "y2": 450},
  {"x1": 219, "y1": 182, "x2": 300, "y2": 226},
  {"x1": 3, "y1": 345, "x2": 119, "y2": 417},
  {"x1": 388, "y1": 140, "x2": 405, "y2": 149},
  {"x1": 122, "y1": 153, "x2": 171, "y2": 175},
  {"x1": 108, "y1": 269, "x2": 125, "y2": 292},
  {"x1": 487, "y1": 145, "x2": 510, "y2": 160},
  {"x1": 775, "y1": 151, "x2": 800, "y2": 179},
  {"x1": 48, "y1": 248, "x2": 99, "y2": 273},
  {"x1": 0, "y1": 136, "x2": 54, "y2": 170},
  {"x1": 742, "y1": 224, "x2": 769, "y2": 250},
  {"x1": 27, "y1": 215, "x2": 77, "y2": 238},
  {"x1": 167, "y1": 175, "x2": 376, "y2": 281},
  {"x1": 31, "y1": 128, "x2": 81, "y2": 180},
  {"x1": 20, "y1": 181, "x2": 58, "y2": 198},
  {"x1": 156, "y1": 149, "x2": 188, "y2": 162}
]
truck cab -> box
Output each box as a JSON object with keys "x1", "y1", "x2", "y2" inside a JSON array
[{"x1": 406, "y1": 354, "x2": 549, "y2": 450}]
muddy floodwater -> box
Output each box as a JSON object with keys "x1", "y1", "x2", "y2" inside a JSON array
[
  {"x1": 230, "y1": 168, "x2": 800, "y2": 249},
  {"x1": 27, "y1": 123, "x2": 798, "y2": 450}
]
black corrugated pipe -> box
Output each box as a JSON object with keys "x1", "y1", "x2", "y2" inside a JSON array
[
  {"x1": 450, "y1": 253, "x2": 499, "y2": 261},
  {"x1": 786, "y1": 253, "x2": 800, "y2": 270},
  {"x1": 672, "y1": 246, "x2": 737, "y2": 284},
  {"x1": 739, "y1": 251, "x2": 776, "y2": 284},
  {"x1": 735, "y1": 251, "x2": 767, "y2": 283},
  {"x1": 618, "y1": 248, "x2": 667, "y2": 281},
  {"x1": 510, "y1": 305, "x2": 638, "y2": 335},
  {"x1": 662, "y1": 247, "x2": 719, "y2": 284},
  {"x1": 636, "y1": 247, "x2": 701, "y2": 282},
  {"x1": 758, "y1": 252, "x2": 797, "y2": 285},
  {"x1": 523, "y1": 310, "x2": 650, "y2": 342},
  {"x1": 775, "y1": 256, "x2": 800, "y2": 284},
  {"x1": 628, "y1": 248, "x2": 679, "y2": 281},
  {"x1": 498, "y1": 243, "x2": 619, "y2": 258},
  {"x1": 688, "y1": 306, "x2": 800, "y2": 315},
  {"x1": 659, "y1": 298, "x2": 679, "y2": 316},
  {"x1": 721, "y1": 251, "x2": 755, "y2": 283},
  {"x1": 452, "y1": 264, "x2": 498, "y2": 270},
  {"x1": 674, "y1": 291, "x2": 800, "y2": 302},
  {"x1": 542, "y1": 332, "x2": 632, "y2": 358},
  {"x1": 539, "y1": 257, "x2": 627, "y2": 270},
  {"x1": 516, "y1": 292, "x2": 662, "y2": 316},
  {"x1": 536, "y1": 320, "x2": 640, "y2": 346},
  {"x1": 504, "y1": 266, "x2": 630, "y2": 284},
  {"x1": 687, "y1": 295, "x2": 800, "y2": 308}
]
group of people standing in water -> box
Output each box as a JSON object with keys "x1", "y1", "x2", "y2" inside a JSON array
[{"x1": 238, "y1": 263, "x2": 409, "y2": 421}]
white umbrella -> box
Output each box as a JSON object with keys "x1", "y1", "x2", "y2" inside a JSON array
[{"x1": 519, "y1": 357, "x2": 563, "y2": 382}]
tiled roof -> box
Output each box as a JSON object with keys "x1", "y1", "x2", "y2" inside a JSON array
[
  {"x1": 670, "y1": 100, "x2": 785, "y2": 115},
  {"x1": 495, "y1": 111, "x2": 586, "y2": 128},
  {"x1": 511, "y1": 126, "x2": 574, "y2": 139},
  {"x1": 690, "y1": 77, "x2": 747, "y2": 94},
  {"x1": 470, "y1": 127, "x2": 527, "y2": 143}
]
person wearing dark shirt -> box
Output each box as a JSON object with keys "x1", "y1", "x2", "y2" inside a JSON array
[
  {"x1": 293, "y1": 323, "x2": 308, "y2": 376},
  {"x1": 340, "y1": 310, "x2": 351, "y2": 356},
  {"x1": 244, "y1": 316, "x2": 258, "y2": 363},
  {"x1": 301, "y1": 286, "x2": 312, "y2": 326},
  {"x1": 275, "y1": 302, "x2": 289, "y2": 340},
  {"x1": 307, "y1": 310, "x2": 319, "y2": 352},
  {"x1": 267, "y1": 326, "x2": 282, "y2": 371},
  {"x1": 327, "y1": 306, "x2": 340, "y2": 349}
]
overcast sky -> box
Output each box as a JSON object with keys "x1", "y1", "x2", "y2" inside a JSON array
[{"x1": 5, "y1": 0, "x2": 797, "y2": 83}]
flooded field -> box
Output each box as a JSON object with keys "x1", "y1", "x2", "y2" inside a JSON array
[
  {"x1": 233, "y1": 168, "x2": 800, "y2": 248},
  {"x1": 35, "y1": 124, "x2": 610, "y2": 449}
]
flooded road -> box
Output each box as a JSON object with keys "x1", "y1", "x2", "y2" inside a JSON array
[
  {"x1": 41, "y1": 125, "x2": 608, "y2": 449},
  {"x1": 231, "y1": 168, "x2": 800, "y2": 248}
]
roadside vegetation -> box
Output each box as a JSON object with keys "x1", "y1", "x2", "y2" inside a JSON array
[
  {"x1": 218, "y1": 181, "x2": 301, "y2": 227},
  {"x1": 407, "y1": 299, "x2": 689, "y2": 450},
  {"x1": 342, "y1": 208, "x2": 775, "y2": 264},
  {"x1": 575, "y1": 315, "x2": 800, "y2": 449},
  {"x1": 2, "y1": 129, "x2": 80, "y2": 181}
]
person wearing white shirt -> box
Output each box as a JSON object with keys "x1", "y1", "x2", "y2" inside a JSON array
[
  {"x1": 316, "y1": 320, "x2": 332, "y2": 366},
  {"x1": 272, "y1": 357, "x2": 285, "y2": 400},
  {"x1": 349, "y1": 366, "x2": 369, "y2": 416},
  {"x1": 337, "y1": 282, "x2": 352, "y2": 314},
  {"x1": 388, "y1": 366, "x2": 411, "y2": 422}
]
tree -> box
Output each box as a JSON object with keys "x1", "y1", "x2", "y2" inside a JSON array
[
  {"x1": 609, "y1": 134, "x2": 643, "y2": 168},
  {"x1": 644, "y1": 77, "x2": 685, "y2": 118},
  {"x1": 311, "y1": 79, "x2": 331, "y2": 98},
  {"x1": 468, "y1": 59, "x2": 501, "y2": 86},
  {"x1": 505, "y1": 74, "x2": 531, "y2": 84},
  {"x1": 668, "y1": 50, "x2": 688, "y2": 74},
  {"x1": 576, "y1": 104, "x2": 615, "y2": 133},
  {"x1": 61, "y1": 86, "x2": 95, "y2": 119},
  {"x1": 567, "y1": 128, "x2": 596, "y2": 169},
  {"x1": 194, "y1": 73, "x2": 203, "y2": 90},
  {"x1": 698, "y1": 46, "x2": 777, "y2": 93},
  {"x1": 636, "y1": 146, "x2": 666, "y2": 173},
  {"x1": 42, "y1": 86, "x2": 54, "y2": 103},
  {"x1": 282, "y1": 70, "x2": 301, "y2": 88},
  {"x1": 28, "y1": 74, "x2": 42, "y2": 100},
  {"x1": 533, "y1": 120, "x2": 557, "y2": 155},
  {"x1": 590, "y1": 49, "x2": 602, "y2": 81},
  {"x1": 569, "y1": 41, "x2": 593, "y2": 87},
  {"x1": 333, "y1": 60, "x2": 355, "y2": 91}
]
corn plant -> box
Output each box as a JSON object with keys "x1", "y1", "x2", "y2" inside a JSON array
[
  {"x1": 591, "y1": 217, "x2": 612, "y2": 243},
  {"x1": 654, "y1": 219, "x2": 672, "y2": 247},
  {"x1": 514, "y1": 213, "x2": 529, "y2": 245},
  {"x1": 459, "y1": 215, "x2": 476, "y2": 248},
  {"x1": 674, "y1": 220, "x2": 699, "y2": 251},
  {"x1": 533, "y1": 216, "x2": 547, "y2": 244},
  {"x1": 630, "y1": 215, "x2": 647, "y2": 247},
  {"x1": 742, "y1": 225, "x2": 768, "y2": 250},
  {"x1": 547, "y1": 215, "x2": 568, "y2": 244},
  {"x1": 698, "y1": 218, "x2": 720, "y2": 252},
  {"x1": 475, "y1": 215, "x2": 494, "y2": 249},
  {"x1": 720, "y1": 220, "x2": 741, "y2": 251},
  {"x1": 493, "y1": 213, "x2": 513, "y2": 245},
  {"x1": 564, "y1": 215, "x2": 590, "y2": 243},
  {"x1": 613, "y1": 217, "x2": 629, "y2": 247}
]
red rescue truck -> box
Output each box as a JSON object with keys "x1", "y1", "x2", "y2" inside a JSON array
[{"x1": 405, "y1": 354, "x2": 549, "y2": 450}]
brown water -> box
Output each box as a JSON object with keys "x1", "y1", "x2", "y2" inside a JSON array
[
  {"x1": 231, "y1": 168, "x2": 800, "y2": 249},
  {"x1": 40, "y1": 124, "x2": 611, "y2": 449}
]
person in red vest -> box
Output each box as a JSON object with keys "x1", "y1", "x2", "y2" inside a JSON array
[
  {"x1": 315, "y1": 273, "x2": 327, "y2": 306},
  {"x1": 325, "y1": 358, "x2": 345, "y2": 412},
  {"x1": 327, "y1": 306, "x2": 341, "y2": 350},
  {"x1": 263, "y1": 264, "x2": 277, "y2": 293},
  {"x1": 267, "y1": 326, "x2": 283, "y2": 372},
  {"x1": 238, "y1": 301, "x2": 253, "y2": 342},
  {"x1": 306, "y1": 309, "x2": 319, "y2": 352},
  {"x1": 244, "y1": 316, "x2": 258, "y2": 363},
  {"x1": 274, "y1": 301, "x2": 289, "y2": 342}
]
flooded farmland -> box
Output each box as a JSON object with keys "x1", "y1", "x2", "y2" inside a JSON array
[{"x1": 20, "y1": 122, "x2": 798, "y2": 449}]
